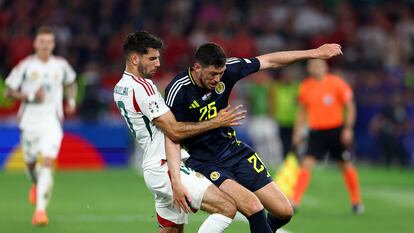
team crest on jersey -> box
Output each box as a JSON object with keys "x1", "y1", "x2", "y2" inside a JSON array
[
  {"x1": 323, "y1": 95, "x2": 333, "y2": 106},
  {"x1": 195, "y1": 172, "x2": 205, "y2": 178},
  {"x1": 148, "y1": 101, "x2": 160, "y2": 113},
  {"x1": 31, "y1": 71, "x2": 39, "y2": 80},
  {"x1": 215, "y1": 82, "x2": 225, "y2": 94},
  {"x1": 210, "y1": 171, "x2": 220, "y2": 181},
  {"x1": 201, "y1": 92, "x2": 212, "y2": 101}
]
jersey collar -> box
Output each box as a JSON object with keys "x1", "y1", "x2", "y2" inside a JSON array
[{"x1": 187, "y1": 68, "x2": 196, "y2": 85}]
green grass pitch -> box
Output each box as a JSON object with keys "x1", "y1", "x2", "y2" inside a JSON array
[{"x1": 1, "y1": 166, "x2": 413, "y2": 233}]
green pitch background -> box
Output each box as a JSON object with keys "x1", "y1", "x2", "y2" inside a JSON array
[{"x1": 1, "y1": 166, "x2": 413, "y2": 233}]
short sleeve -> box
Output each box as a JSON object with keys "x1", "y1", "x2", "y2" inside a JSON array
[
  {"x1": 5, "y1": 61, "x2": 27, "y2": 90},
  {"x1": 165, "y1": 84, "x2": 189, "y2": 122},
  {"x1": 135, "y1": 86, "x2": 170, "y2": 121},
  {"x1": 225, "y1": 57, "x2": 260, "y2": 83},
  {"x1": 336, "y1": 77, "x2": 353, "y2": 104},
  {"x1": 62, "y1": 59, "x2": 76, "y2": 84}
]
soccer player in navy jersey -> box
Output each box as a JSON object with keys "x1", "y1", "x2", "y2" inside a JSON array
[{"x1": 165, "y1": 43, "x2": 342, "y2": 233}]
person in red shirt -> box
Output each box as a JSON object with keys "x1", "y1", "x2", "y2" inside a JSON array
[{"x1": 292, "y1": 59, "x2": 364, "y2": 214}]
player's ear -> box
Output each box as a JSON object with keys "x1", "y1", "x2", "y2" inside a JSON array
[
  {"x1": 130, "y1": 53, "x2": 140, "y2": 66},
  {"x1": 194, "y1": 62, "x2": 202, "y2": 72}
]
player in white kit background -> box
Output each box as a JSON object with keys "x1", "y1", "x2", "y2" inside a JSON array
[
  {"x1": 5, "y1": 26, "x2": 77, "y2": 226},
  {"x1": 114, "y1": 31, "x2": 246, "y2": 233}
]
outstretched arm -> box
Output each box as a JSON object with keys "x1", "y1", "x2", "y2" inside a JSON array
[
  {"x1": 257, "y1": 44, "x2": 342, "y2": 70},
  {"x1": 154, "y1": 105, "x2": 246, "y2": 142}
]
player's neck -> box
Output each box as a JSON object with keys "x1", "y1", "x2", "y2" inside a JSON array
[
  {"x1": 125, "y1": 65, "x2": 141, "y2": 79},
  {"x1": 314, "y1": 74, "x2": 326, "y2": 81},
  {"x1": 36, "y1": 53, "x2": 51, "y2": 62},
  {"x1": 190, "y1": 69, "x2": 203, "y2": 88}
]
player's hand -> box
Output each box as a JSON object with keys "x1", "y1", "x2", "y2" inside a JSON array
[
  {"x1": 172, "y1": 183, "x2": 192, "y2": 214},
  {"x1": 64, "y1": 98, "x2": 76, "y2": 116},
  {"x1": 341, "y1": 127, "x2": 354, "y2": 147},
  {"x1": 34, "y1": 88, "x2": 46, "y2": 102},
  {"x1": 215, "y1": 105, "x2": 246, "y2": 127},
  {"x1": 313, "y1": 43, "x2": 342, "y2": 59}
]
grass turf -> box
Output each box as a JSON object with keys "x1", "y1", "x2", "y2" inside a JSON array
[{"x1": 0, "y1": 166, "x2": 413, "y2": 233}]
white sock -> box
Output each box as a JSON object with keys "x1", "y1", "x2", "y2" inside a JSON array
[
  {"x1": 36, "y1": 167, "x2": 53, "y2": 211},
  {"x1": 198, "y1": 214, "x2": 232, "y2": 233}
]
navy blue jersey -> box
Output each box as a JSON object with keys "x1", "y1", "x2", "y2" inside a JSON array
[{"x1": 165, "y1": 57, "x2": 260, "y2": 164}]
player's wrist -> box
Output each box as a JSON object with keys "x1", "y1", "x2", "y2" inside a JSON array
[
  {"x1": 172, "y1": 179, "x2": 183, "y2": 187},
  {"x1": 67, "y1": 98, "x2": 76, "y2": 108},
  {"x1": 210, "y1": 117, "x2": 221, "y2": 127}
]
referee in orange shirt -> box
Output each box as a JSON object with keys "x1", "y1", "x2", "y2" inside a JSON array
[{"x1": 292, "y1": 59, "x2": 364, "y2": 214}]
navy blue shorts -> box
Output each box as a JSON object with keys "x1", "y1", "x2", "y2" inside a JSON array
[{"x1": 185, "y1": 145, "x2": 273, "y2": 192}]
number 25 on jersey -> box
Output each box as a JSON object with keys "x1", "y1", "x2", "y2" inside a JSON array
[{"x1": 199, "y1": 101, "x2": 217, "y2": 121}]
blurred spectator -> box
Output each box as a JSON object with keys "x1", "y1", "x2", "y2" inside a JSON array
[
  {"x1": 247, "y1": 71, "x2": 282, "y2": 168},
  {"x1": 269, "y1": 66, "x2": 300, "y2": 158},
  {"x1": 0, "y1": 0, "x2": 413, "y2": 166},
  {"x1": 370, "y1": 93, "x2": 412, "y2": 167},
  {"x1": 78, "y1": 62, "x2": 105, "y2": 122}
]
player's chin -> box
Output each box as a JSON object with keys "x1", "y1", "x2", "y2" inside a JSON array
[{"x1": 208, "y1": 84, "x2": 217, "y2": 90}]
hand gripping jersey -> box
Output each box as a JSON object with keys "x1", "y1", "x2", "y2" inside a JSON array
[
  {"x1": 114, "y1": 71, "x2": 190, "y2": 170},
  {"x1": 165, "y1": 57, "x2": 260, "y2": 164},
  {"x1": 5, "y1": 55, "x2": 76, "y2": 131}
]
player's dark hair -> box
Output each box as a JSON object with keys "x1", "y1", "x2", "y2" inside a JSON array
[
  {"x1": 36, "y1": 26, "x2": 54, "y2": 36},
  {"x1": 195, "y1": 43, "x2": 226, "y2": 68},
  {"x1": 123, "y1": 31, "x2": 164, "y2": 56}
]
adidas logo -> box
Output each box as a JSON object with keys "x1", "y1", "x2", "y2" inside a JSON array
[{"x1": 189, "y1": 100, "x2": 200, "y2": 109}]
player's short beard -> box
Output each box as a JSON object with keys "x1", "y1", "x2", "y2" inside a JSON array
[{"x1": 138, "y1": 62, "x2": 152, "y2": 79}]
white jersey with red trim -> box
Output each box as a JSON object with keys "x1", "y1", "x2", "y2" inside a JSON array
[
  {"x1": 114, "y1": 71, "x2": 189, "y2": 170},
  {"x1": 5, "y1": 55, "x2": 76, "y2": 131}
]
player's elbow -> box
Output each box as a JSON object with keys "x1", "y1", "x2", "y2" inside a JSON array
[
  {"x1": 165, "y1": 131, "x2": 181, "y2": 143},
  {"x1": 172, "y1": 132, "x2": 186, "y2": 142}
]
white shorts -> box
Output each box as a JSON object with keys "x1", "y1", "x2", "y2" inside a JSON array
[
  {"x1": 21, "y1": 126, "x2": 63, "y2": 163},
  {"x1": 143, "y1": 162, "x2": 212, "y2": 226}
]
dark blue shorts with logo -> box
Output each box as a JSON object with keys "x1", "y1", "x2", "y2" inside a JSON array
[{"x1": 185, "y1": 143, "x2": 273, "y2": 192}]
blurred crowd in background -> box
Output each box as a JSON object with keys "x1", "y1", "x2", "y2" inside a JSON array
[{"x1": 0, "y1": 0, "x2": 413, "y2": 167}]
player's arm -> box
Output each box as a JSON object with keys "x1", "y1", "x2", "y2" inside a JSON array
[
  {"x1": 292, "y1": 103, "x2": 307, "y2": 147},
  {"x1": 5, "y1": 87, "x2": 28, "y2": 101},
  {"x1": 164, "y1": 136, "x2": 191, "y2": 213},
  {"x1": 4, "y1": 61, "x2": 44, "y2": 102},
  {"x1": 64, "y1": 81, "x2": 77, "y2": 115},
  {"x1": 341, "y1": 99, "x2": 356, "y2": 146},
  {"x1": 62, "y1": 59, "x2": 77, "y2": 115},
  {"x1": 256, "y1": 44, "x2": 342, "y2": 70},
  {"x1": 153, "y1": 105, "x2": 246, "y2": 142}
]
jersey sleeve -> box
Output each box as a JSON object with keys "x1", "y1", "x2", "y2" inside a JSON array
[
  {"x1": 164, "y1": 84, "x2": 189, "y2": 121},
  {"x1": 61, "y1": 59, "x2": 76, "y2": 84},
  {"x1": 134, "y1": 86, "x2": 170, "y2": 121},
  {"x1": 336, "y1": 77, "x2": 353, "y2": 104},
  {"x1": 225, "y1": 57, "x2": 260, "y2": 83},
  {"x1": 5, "y1": 60, "x2": 27, "y2": 90}
]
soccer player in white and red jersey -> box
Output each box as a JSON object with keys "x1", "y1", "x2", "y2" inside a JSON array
[
  {"x1": 5, "y1": 26, "x2": 77, "y2": 226},
  {"x1": 114, "y1": 31, "x2": 247, "y2": 233}
]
